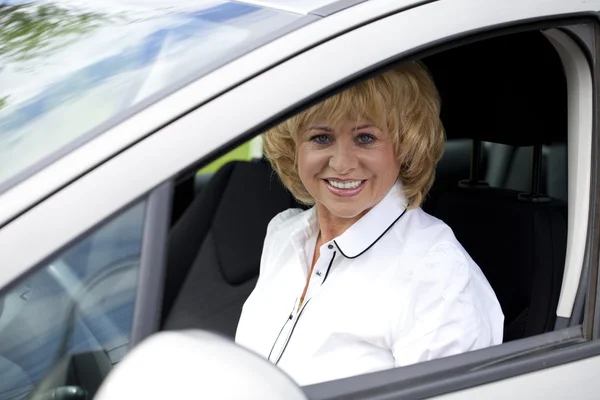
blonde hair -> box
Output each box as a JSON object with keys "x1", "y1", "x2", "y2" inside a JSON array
[{"x1": 263, "y1": 62, "x2": 445, "y2": 208}]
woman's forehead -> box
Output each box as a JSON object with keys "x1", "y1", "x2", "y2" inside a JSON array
[{"x1": 297, "y1": 96, "x2": 393, "y2": 133}]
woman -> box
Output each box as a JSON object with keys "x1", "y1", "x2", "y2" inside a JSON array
[{"x1": 235, "y1": 62, "x2": 503, "y2": 386}]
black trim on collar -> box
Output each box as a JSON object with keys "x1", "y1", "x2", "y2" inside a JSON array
[
  {"x1": 321, "y1": 251, "x2": 336, "y2": 284},
  {"x1": 334, "y1": 208, "x2": 408, "y2": 259}
]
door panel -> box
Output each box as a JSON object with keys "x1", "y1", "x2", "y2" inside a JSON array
[{"x1": 433, "y1": 353, "x2": 600, "y2": 399}]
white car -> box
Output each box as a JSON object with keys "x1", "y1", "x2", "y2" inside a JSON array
[{"x1": 0, "y1": 0, "x2": 598, "y2": 398}]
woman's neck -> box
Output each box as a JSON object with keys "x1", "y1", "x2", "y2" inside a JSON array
[{"x1": 315, "y1": 203, "x2": 367, "y2": 244}]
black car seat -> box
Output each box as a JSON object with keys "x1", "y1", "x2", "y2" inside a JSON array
[
  {"x1": 162, "y1": 160, "x2": 299, "y2": 337},
  {"x1": 423, "y1": 138, "x2": 485, "y2": 214},
  {"x1": 424, "y1": 31, "x2": 568, "y2": 341}
]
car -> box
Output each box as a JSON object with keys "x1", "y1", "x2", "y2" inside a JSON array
[{"x1": 0, "y1": 0, "x2": 599, "y2": 398}]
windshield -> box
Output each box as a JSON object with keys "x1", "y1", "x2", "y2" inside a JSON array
[{"x1": 0, "y1": 0, "x2": 300, "y2": 191}]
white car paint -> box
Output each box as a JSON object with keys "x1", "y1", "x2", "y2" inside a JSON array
[
  {"x1": 433, "y1": 350, "x2": 600, "y2": 399},
  {"x1": 0, "y1": 0, "x2": 598, "y2": 397}
]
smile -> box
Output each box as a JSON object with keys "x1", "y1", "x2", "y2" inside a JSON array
[
  {"x1": 327, "y1": 179, "x2": 364, "y2": 189},
  {"x1": 324, "y1": 179, "x2": 367, "y2": 197}
]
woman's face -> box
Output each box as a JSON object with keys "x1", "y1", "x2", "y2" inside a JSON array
[{"x1": 297, "y1": 119, "x2": 401, "y2": 222}]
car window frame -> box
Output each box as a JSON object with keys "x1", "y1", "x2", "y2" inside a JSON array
[
  {"x1": 130, "y1": 182, "x2": 173, "y2": 346},
  {"x1": 590, "y1": 20, "x2": 600, "y2": 341},
  {"x1": 157, "y1": 15, "x2": 600, "y2": 400},
  {"x1": 161, "y1": 17, "x2": 600, "y2": 400},
  {"x1": 153, "y1": 17, "x2": 600, "y2": 396}
]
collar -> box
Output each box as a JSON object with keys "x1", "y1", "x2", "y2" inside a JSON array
[
  {"x1": 333, "y1": 180, "x2": 408, "y2": 259},
  {"x1": 289, "y1": 180, "x2": 408, "y2": 262}
]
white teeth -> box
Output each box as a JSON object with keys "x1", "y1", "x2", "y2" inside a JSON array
[{"x1": 327, "y1": 179, "x2": 363, "y2": 189}]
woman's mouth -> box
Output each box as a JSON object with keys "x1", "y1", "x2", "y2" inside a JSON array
[{"x1": 324, "y1": 179, "x2": 366, "y2": 197}]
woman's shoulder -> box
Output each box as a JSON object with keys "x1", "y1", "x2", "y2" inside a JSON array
[
  {"x1": 262, "y1": 207, "x2": 315, "y2": 250},
  {"x1": 396, "y1": 207, "x2": 464, "y2": 256},
  {"x1": 266, "y1": 207, "x2": 308, "y2": 235},
  {"x1": 397, "y1": 208, "x2": 503, "y2": 328},
  {"x1": 393, "y1": 208, "x2": 487, "y2": 292},
  {"x1": 258, "y1": 207, "x2": 311, "y2": 275}
]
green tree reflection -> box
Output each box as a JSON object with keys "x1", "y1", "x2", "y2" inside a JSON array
[
  {"x1": 0, "y1": 2, "x2": 109, "y2": 110},
  {"x1": 0, "y1": 2, "x2": 105, "y2": 62}
]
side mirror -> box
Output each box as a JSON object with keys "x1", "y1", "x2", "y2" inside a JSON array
[{"x1": 96, "y1": 330, "x2": 307, "y2": 400}]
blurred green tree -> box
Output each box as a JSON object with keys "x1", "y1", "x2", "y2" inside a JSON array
[
  {"x1": 0, "y1": 2, "x2": 105, "y2": 62},
  {"x1": 0, "y1": 2, "x2": 108, "y2": 110}
]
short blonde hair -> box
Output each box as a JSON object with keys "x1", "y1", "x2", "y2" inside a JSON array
[{"x1": 263, "y1": 62, "x2": 445, "y2": 208}]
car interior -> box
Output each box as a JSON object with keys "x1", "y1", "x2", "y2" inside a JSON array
[{"x1": 161, "y1": 28, "x2": 569, "y2": 351}]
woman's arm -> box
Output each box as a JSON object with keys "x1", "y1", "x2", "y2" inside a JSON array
[{"x1": 391, "y1": 242, "x2": 503, "y2": 366}]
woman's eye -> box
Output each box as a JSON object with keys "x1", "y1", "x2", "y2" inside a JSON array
[
  {"x1": 356, "y1": 133, "x2": 376, "y2": 145},
  {"x1": 311, "y1": 134, "x2": 331, "y2": 145}
]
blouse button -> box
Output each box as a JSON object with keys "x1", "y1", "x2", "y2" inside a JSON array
[{"x1": 328, "y1": 244, "x2": 334, "y2": 250}]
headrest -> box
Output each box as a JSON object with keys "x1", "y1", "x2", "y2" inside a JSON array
[
  {"x1": 212, "y1": 161, "x2": 298, "y2": 285},
  {"x1": 424, "y1": 31, "x2": 567, "y2": 146}
]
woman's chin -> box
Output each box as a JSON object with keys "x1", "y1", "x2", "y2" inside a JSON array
[{"x1": 320, "y1": 202, "x2": 371, "y2": 221}]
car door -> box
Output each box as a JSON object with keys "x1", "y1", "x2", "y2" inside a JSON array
[{"x1": 1, "y1": 0, "x2": 600, "y2": 398}]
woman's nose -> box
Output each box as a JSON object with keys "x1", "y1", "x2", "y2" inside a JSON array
[{"x1": 329, "y1": 142, "x2": 357, "y2": 174}]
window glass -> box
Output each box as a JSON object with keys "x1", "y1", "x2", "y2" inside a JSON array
[
  {"x1": 0, "y1": 201, "x2": 145, "y2": 399},
  {"x1": 0, "y1": 1, "x2": 299, "y2": 192}
]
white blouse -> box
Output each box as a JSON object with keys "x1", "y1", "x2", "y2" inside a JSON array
[{"x1": 235, "y1": 182, "x2": 504, "y2": 386}]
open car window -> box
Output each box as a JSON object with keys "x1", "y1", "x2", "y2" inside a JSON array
[{"x1": 160, "y1": 20, "x2": 589, "y2": 395}]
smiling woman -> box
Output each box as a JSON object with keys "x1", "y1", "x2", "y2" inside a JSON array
[
  {"x1": 264, "y1": 63, "x2": 445, "y2": 208},
  {"x1": 235, "y1": 62, "x2": 504, "y2": 386},
  {"x1": 293, "y1": 117, "x2": 404, "y2": 315},
  {"x1": 297, "y1": 120, "x2": 400, "y2": 222}
]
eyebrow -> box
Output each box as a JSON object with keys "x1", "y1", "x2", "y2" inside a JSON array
[
  {"x1": 352, "y1": 124, "x2": 374, "y2": 131},
  {"x1": 307, "y1": 126, "x2": 334, "y2": 132},
  {"x1": 307, "y1": 124, "x2": 374, "y2": 132}
]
